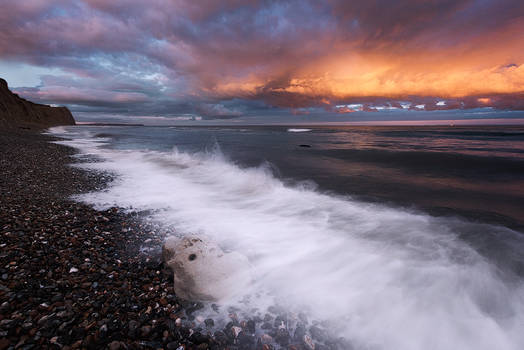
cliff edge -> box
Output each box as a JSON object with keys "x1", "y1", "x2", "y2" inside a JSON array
[{"x1": 0, "y1": 78, "x2": 75, "y2": 129}]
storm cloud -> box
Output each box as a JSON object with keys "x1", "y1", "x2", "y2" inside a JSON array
[{"x1": 1, "y1": 0, "x2": 523, "y2": 119}]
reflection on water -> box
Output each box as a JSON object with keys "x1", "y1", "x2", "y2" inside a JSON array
[{"x1": 314, "y1": 127, "x2": 524, "y2": 159}]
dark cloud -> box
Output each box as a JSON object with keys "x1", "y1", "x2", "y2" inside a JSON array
[{"x1": 0, "y1": 0, "x2": 523, "y2": 119}]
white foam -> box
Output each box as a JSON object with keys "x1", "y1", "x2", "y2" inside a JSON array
[
  {"x1": 52, "y1": 127, "x2": 524, "y2": 350},
  {"x1": 287, "y1": 128, "x2": 312, "y2": 132}
]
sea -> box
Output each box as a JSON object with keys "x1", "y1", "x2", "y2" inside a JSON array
[{"x1": 49, "y1": 124, "x2": 524, "y2": 350}]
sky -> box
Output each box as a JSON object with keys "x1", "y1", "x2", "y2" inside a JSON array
[{"x1": 1, "y1": 0, "x2": 523, "y2": 123}]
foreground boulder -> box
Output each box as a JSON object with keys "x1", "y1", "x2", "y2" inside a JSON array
[
  {"x1": 0, "y1": 78, "x2": 75, "y2": 129},
  {"x1": 163, "y1": 236, "x2": 252, "y2": 301}
]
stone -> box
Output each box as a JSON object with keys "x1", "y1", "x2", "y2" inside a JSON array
[
  {"x1": 140, "y1": 325, "x2": 152, "y2": 337},
  {"x1": 275, "y1": 328, "x2": 290, "y2": 346},
  {"x1": 109, "y1": 341, "x2": 121, "y2": 350},
  {"x1": 303, "y1": 334, "x2": 315, "y2": 350},
  {"x1": 0, "y1": 338, "x2": 9, "y2": 350},
  {"x1": 260, "y1": 334, "x2": 273, "y2": 344},
  {"x1": 309, "y1": 326, "x2": 327, "y2": 342},
  {"x1": 245, "y1": 319, "x2": 256, "y2": 334},
  {"x1": 166, "y1": 342, "x2": 179, "y2": 350},
  {"x1": 162, "y1": 236, "x2": 251, "y2": 301}
]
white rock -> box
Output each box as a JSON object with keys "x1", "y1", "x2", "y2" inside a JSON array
[
  {"x1": 162, "y1": 235, "x2": 251, "y2": 301},
  {"x1": 232, "y1": 326, "x2": 242, "y2": 338}
]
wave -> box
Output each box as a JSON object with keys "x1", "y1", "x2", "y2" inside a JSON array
[
  {"x1": 287, "y1": 128, "x2": 312, "y2": 132},
  {"x1": 51, "y1": 127, "x2": 524, "y2": 350}
]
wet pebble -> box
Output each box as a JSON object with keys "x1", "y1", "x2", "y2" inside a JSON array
[{"x1": 0, "y1": 130, "x2": 344, "y2": 350}]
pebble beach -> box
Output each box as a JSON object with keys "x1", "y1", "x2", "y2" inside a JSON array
[{"x1": 0, "y1": 130, "x2": 337, "y2": 350}]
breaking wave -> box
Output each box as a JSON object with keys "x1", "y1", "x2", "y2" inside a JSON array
[
  {"x1": 50, "y1": 126, "x2": 524, "y2": 350},
  {"x1": 287, "y1": 128, "x2": 312, "y2": 132}
]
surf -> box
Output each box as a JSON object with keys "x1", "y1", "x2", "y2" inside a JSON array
[{"x1": 50, "y1": 126, "x2": 524, "y2": 350}]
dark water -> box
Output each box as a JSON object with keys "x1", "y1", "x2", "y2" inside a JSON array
[
  {"x1": 88, "y1": 125, "x2": 524, "y2": 231},
  {"x1": 52, "y1": 124, "x2": 524, "y2": 349}
]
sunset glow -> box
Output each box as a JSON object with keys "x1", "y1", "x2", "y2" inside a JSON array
[
  {"x1": 1, "y1": 0, "x2": 523, "y2": 119},
  {"x1": 3, "y1": 2, "x2": 524, "y2": 350}
]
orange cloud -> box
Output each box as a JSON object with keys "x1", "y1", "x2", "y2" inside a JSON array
[
  {"x1": 2, "y1": 0, "x2": 523, "y2": 114},
  {"x1": 203, "y1": 16, "x2": 524, "y2": 108}
]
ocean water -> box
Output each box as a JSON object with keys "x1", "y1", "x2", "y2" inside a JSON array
[{"x1": 50, "y1": 125, "x2": 524, "y2": 350}]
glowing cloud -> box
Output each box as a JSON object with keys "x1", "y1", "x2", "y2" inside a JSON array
[{"x1": 0, "y1": 0, "x2": 523, "y2": 118}]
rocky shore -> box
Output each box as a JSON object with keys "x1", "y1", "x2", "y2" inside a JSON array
[
  {"x1": 0, "y1": 130, "x2": 345, "y2": 350},
  {"x1": 0, "y1": 130, "x2": 184, "y2": 349}
]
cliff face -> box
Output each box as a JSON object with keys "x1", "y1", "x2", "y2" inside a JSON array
[{"x1": 0, "y1": 78, "x2": 75, "y2": 129}]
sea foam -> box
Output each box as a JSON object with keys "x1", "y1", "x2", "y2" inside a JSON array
[
  {"x1": 287, "y1": 128, "x2": 312, "y2": 132},
  {"x1": 50, "y1": 126, "x2": 524, "y2": 350}
]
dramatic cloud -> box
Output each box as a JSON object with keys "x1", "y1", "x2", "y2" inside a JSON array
[{"x1": 0, "y1": 0, "x2": 523, "y2": 119}]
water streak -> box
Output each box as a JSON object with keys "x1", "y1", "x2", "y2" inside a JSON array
[{"x1": 50, "y1": 126, "x2": 524, "y2": 350}]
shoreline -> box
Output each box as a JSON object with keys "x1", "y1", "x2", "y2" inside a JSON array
[
  {"x1": 0, "y1": 130, "x2": 217, "y2": 349},
  {"x1": 2, "y1": 127, "x2": 523, "y2": 349},
  {"x1": 0, "y1": 129, "x2": 334, "y2": 350},
  {"x1": 53, "y1": 124, "x2": 524, "y2": 232}
]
